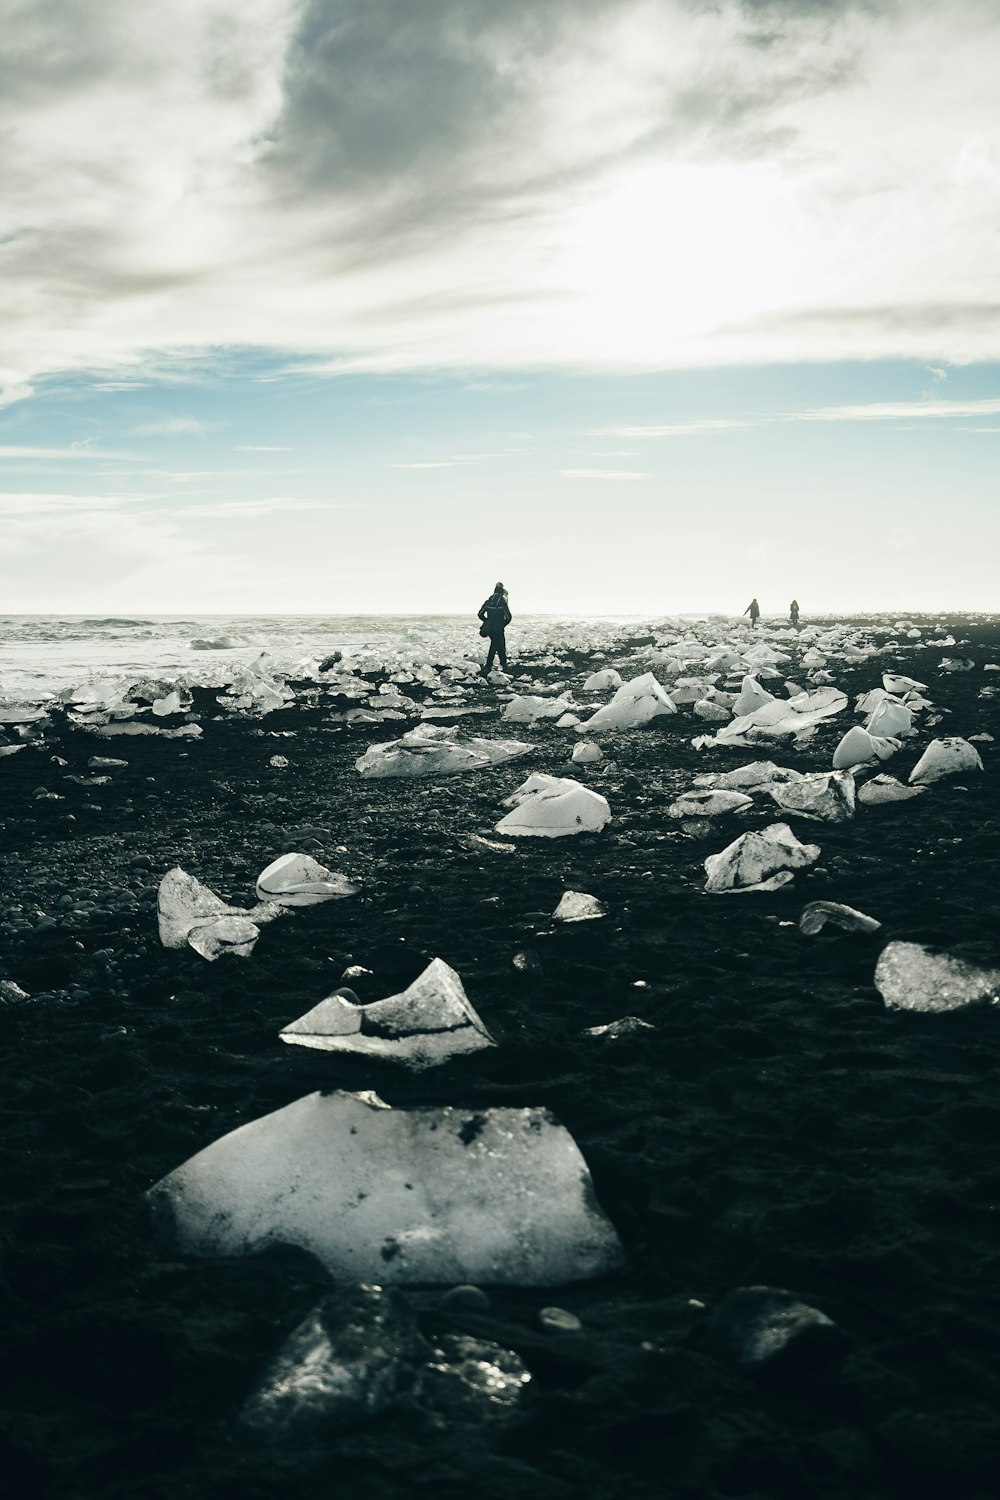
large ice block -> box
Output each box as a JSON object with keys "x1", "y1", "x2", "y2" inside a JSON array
[
  {"x1": 147, "y1": 1090, "x2": 625, "y2": 1284},
  {"x1": 874, "y1": 941, "x2": 1000, "y2": 1013},
  {"x1": 704, "y1": 823, "x2": 820, "y2": 894},
  {"x1": 577, "y1": 672, "x2": 676, "y2": 733},
  {"x1": 495, "y1": 774, "x2": 611, "y2": 838},
  {"x1": 768, "y1": 770, "x2": 856, "y2": 823},
  {"x1": 908, "y1": 737, "x2": 984, "y2": 785}
]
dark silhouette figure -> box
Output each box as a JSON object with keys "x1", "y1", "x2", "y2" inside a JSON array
[
  {"x1": 744, "y1": 597, "x2": 760, "y2": 627},
  {"x1": 790, "y1": 599, "x2": 800, "y2": 627},
  {"x1": 478, "y1": 581, "x2": 512, "y2": 675}
]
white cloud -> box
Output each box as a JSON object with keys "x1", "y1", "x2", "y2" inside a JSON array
[
  {"x1": 597, "y1": 396, "x2": 1000, "y2": 438},
  {"x1": 130, "y1": 416, "x2": 213, "y2": 436},
  {"x1": 1, "y1": 1, "x2": 1000, "y2": 396},
  {"x1": 236, "y1": 444, "x2": 294, "y2": 451},
  {"x1": 0, "y1": 444, "x2": 135, "y2": 460},
  {"x1": 561, "y1": 468, "x2": 648, "y2": 480}
]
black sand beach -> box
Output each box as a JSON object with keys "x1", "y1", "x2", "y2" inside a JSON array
[{"x1": 3, "y1": 618, "x2": 1000, "y2": 1499}]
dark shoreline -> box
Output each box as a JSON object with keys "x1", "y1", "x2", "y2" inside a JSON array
[{"x1": 3, "y1": 616, "x2": 1000, "y2": 1499}]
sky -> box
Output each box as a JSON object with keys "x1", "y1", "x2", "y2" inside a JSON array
[{"x1": 1, "y1": 0, "x2": 999, "y2": 616}]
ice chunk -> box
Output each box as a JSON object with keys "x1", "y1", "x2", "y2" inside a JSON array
[
  {"x1": 799, "y1": 900, "x2": 881, "y2": 936},
  {"x1": 255, "y1": 852, "x2": 359, "y2": 907},
  {"x1": 280, "y1": 959, "x2": 495, "y2": 1070},
  {"x1": 874, "y1": 941, "x2": 1000, "y2": 1013},
  {"x1": 857, "y1": 774, "x2": 927, "y2": 806},
  {"x1": 883, "y1": 672, "x2": 927, "y2": 694},
  {"x1": 571, "y1": 741, "x2": 603, "y2": 764},
  {"x1": 768, "y1": 770, "x2": 856, "y2": 823},
  {"x1": 582, "y1": 1016, "x2": 654, "y2": 1040},
  {"x1": 496, "y1": 774, "x2": 611, "y2": 838},
  {"x1": 577, "y1": 672, "x2": 676, "y2": 733},
  {"x1": 908, "y1": 737, "x2": 984, "y2": 785},
  {"x1": 866, "y1": 697, "x2": 912, "y2": 738},
  {"x1": 152, "y1": 690, "x2": 182, "y2": 716},
  {"x1": 582, "y1": 668, "x2": 622, "y2": 691},
  {"x1": 732, "y1": 676, "x2": 774, "y2": 716},
  {"x1": 693, "y1": 697, "x2": 731, "y2": 721},
  {"x1": 707, "y1": 1286, "x2": 843, "y2": 1372},
  {"x1": 147, "y1": 1090, "x2": 625, "y2": 1285},
  {"x1": 188, "y1": 914, "x2": 262, "y2": 960},
  {"x1": 158, "y1": 867, "x2": 241, "y2": 947},
  {"x1": 502, "y1": 694, "x2": 574, "y2": 724},
  {"x1": 693, "y1": 761, "x2": 802, "y2": 791},
  {"x1": 552, "y1": 891, "x2": 606, "y2": 922},
  {"x1": 416, "y1": 1333, "x2": 530, "y2": 1416},
  {"x1": 704, "y1": 823, "x2": 820, "y2": 894},
  {"x1": 668, "y1": 790, "x2": 753, "y2": 818},
  {"x1": 832, "y1": 726, "x2": 898, "y2": 770},
  {"x1": 356, "y1": 730, "x2": 529, "y2": 778}
]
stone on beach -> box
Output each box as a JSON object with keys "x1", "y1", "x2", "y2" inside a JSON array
[
  {"x1": 799, "y1": 900, "x2": 881, "y2": 936},
  {"x1": 832, "y1": 726, "x2": 898, "y2": 770},
  {"x1": 553, "y1": 891, "x2": 606, "y2": 922},
  {"x1": 255, "y1": 852, "x2": 359, "y2": 906},
  {"x1": 908, "y1": 737, "x2": 984, "y2": 785},
  {"x1": 668, "y1": 789, "x2": 753, "y2": 818},
  {"x1": 577, "y1": 672, "x2": 676, "y2": 733},
  {"x1": 356, "y1": 726, "x2": 530, "y2": 778},
  {"x1": 147, "y1": 1089, "x2": 625, "y2": 1285},
  {"x1": 704, "y1": 823, "x2": 820, "y2": 894},
  {"x1": 768, "y1": 770, "x2": 856, "y2": 823},
  {"x1": 496, "y1": 774, "x2": 611, "y2": 838},
  {"x1": 874, "y1": 941, "x2": 1000, "y2": 1013},
  {"x1": 280, "y1": 959, "x2": 495, "y2": 1070}
]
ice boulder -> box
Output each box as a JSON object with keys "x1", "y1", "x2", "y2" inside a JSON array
[
  {"x1": 256, "y1": 853, "x2": 359, "y2": 907},
  {"x1": 866, "y1": 698, "x2": 913, "y2": 738},
  {"x1": 693, "y1": 697, "x2": 731, "y2": 722},
  {"x1": 582, "y1": 668, "x2": 622, "y2": 692},
  {"x1": 884, "y1": 673, "x2": 926, "y2": 695},
  {"x1": 874, "y1": 942, "x2": 1000, "y2": 1013},
  {"x1": 733, "y1": 677, "x2": 775, "y2": 717},
  {"x1": 356, "y1": 728, "x2": 529, "y2": 778},
  {"x1": 799, "y1": 901, "x2": 881, "y2": 936},
  {"x1": 147, "y1": 1090, "x2": 625, "y2": 1285},
  {"x1": 668, "y1": 790, "x2": 753, "y2": 818},
  {"x1": 552, "y1": 891, "x2": 606, "y2": 922},
  {"x1": 693, "y1": 761, "x2": 802, "y2": 791},
  {"x1": 279, "y1": 960, "x2": 495, "y2": 1070},
  {"x1": 503, "y1": 695, "x2": 574, "y2": 724},
  {"x1": 857, "y1": 774, "x2": 927, "y2": 806},
  {"x1": 832, "y1": 726, "x2": 898, "y2": 770},
  {"x1": 152, "y1": 690, "x2": 182, "y2": 717},
  {"x1": 908, "y1": 738, "x2": 984, "y2": 785},
  {"x1": 768, "y1": 770, "x2": 856, "y2": 823},
  {"x1": 705, "y1": 823, "x2": 820, "y2": 894},
  {"x1": 495, "y1": 774, "x2": 611, "y2": 838},
  {"x1": 571, "y1": 741, "x2": 603, "y2": 765},
  {"x1": 577, "y1": 673, "x2": 676, "y2": 733}
]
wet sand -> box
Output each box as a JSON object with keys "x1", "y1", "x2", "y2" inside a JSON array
[{"x1": 3, "y1": 617, "x2": 1000, "y2": 1499}]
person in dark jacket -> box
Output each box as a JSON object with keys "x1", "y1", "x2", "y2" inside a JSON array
[
  {"x1": 790, "y1": 598, "x2": 800, "y2": 627},
  {"x1": 478, "y1": 581, "x2": 511, "y2": 675},
  {"x1": 744, "y1": 597, "x2": 760, "y2": 627}
]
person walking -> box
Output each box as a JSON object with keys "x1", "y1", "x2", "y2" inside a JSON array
[
  {"x1": 790, "y1": 598, "x2": 800, "y2": 627},
  {"x1": 744, "y1": 597, "x2": 760, "y2": 628},
  {"x1": 478, "y1": 581, "x2": 512, "y2": 675}
]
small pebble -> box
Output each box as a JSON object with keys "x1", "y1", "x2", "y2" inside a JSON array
[
  {"x1": 440, "y1": 1284, "x2": 491, "y2": 1313},
  {"x1": 539, "y1": 1306, "x2": 582, "y2": 1334}
]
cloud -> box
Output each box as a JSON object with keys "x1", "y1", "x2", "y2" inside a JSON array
[
  {"x1": 2, "y1": 0, "x2": 1000, "y2": 392},
  {"x1": 0, "y1": 443, "x2": 135, "y2": 460},
  {"x1": 561, "y1": 468, "x2": 648, "y2": 480},
  {"x1": 594, "y1": 420, "x2": 756, "y2": 438},
  {"x1": 236, "y1": 443, "x2": 294, "y2": 451},
  {"x1": 130, "y1": 416, "x2": 213, "y2": 436},
  {"x1": 597, "y1": 397, "x2": 1000, "y2": 438}
]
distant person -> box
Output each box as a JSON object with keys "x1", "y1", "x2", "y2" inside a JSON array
[
  {"x1": 478, "y1": 581, "x2": 512, "y2": 676},
  {"x1": 744, "y1": 597, "x2": 760, "y2": 628},
  {"x1": 790, "y1": 598, "x2": 800, "y2": 627}
]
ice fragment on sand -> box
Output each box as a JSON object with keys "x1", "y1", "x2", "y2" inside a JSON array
[
  {"x1": 704, "y1": 823, "x2": 820, "y2": 894},
  {"x1": 768, "y1": 770, "x2": 856, "y2": 823},
  {"x1": 152, "y1": 690, "x2": 182, "y2": 716},
  {"x1": 908, "y1": 737, "x2": 983, "y2": 785},
  {"x1": 552, "y1": 891, "x2": 606, "y2": 922},
  {"x1": 856, "y1": 773, "x2": 926, "y2": 806},
  {"x1": 571, "y1": 741, "x2": 602, "y2": 764},
  {"x1": 874, "y1": 941, "x2": 1000, "y2": 1013},
  {"x1": 883, "y1": 672, "x2": 927, "y2": 694},
  {"x1": 356, "y1": 728, "x2": 529, "y2": 778},
  {"x1": 799, "y1": 901, "x2": 881, "y2": 936},
  {"x1": 147, "y1": 1090, "x2": 625, "y2": 1284},
  {"x1": 707, "y1": 1286, "x2": 843, "y2": 1372},
  {"x1": 582, "y1": 668, "x2": 622, "y2": 691},
  {"x1": 668, "y1": 789, "x2": 753, "y2": 819},
  {"x1": 88, "y1": 756, "x2": 127, "y2": 768},
  {"x1": 496, "y1": 774, "x2": 611, "y2": 838},
  {"x1": 417, "y1": 1333, "x2": 530, "y2": 1416},
  {"x1": 832, "y1": 726, "x2": 898, "y2": 770},
  {"x1": 255, "y1": 852, "x2": 358, "y2": 906},
  {"x1": 866, "y1": 697, "x2": 913, "y2": 737},
  {"x1": 280, "y1": 959, "x2": 495, "y2": 1070},
  {"x1": 732, "y1": 676, "x2": 774, "y2": 716},
  {"x1": 693, "y1": 697, "x2": 730, "y2": 721},
  {"x1": 582, "y1": 1016, "x2": 654, "y2": 1040},
  {"x1": 502, "y1": 694, "x2": 574, "y2": 724},
  {"x1": 577, "y1": 672, "x2": 676, "y2": 733},
  {"x1": 693, "y1": 761, "x2": 801, "y2": 791},
  {"x1": 157, "y1": 867, "x2": 262, "y2": 960}
]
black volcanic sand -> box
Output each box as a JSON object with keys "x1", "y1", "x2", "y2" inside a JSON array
[{"x1": 3, "y1": 618, "x2": 1000, "y2": 1500}]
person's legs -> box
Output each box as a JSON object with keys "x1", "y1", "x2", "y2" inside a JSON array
[
  {"x1": 484, "y1": 637, "x2": 497, "y2": 673},
  {"x1": 497, "y1": 629, "x2": 507, "y2": 669}
]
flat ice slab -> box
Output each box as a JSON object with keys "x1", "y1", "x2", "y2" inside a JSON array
[
  {"x1": 356, "y1": 727, "x2": 530, "y2": 778},
  {"x1": 147, "y1": 1090, "x2": 625, "y2": 1285},
  {"x1": 280, "y1": 959, "x2": 495, "y2": 1070},
  {"x1": 255, "y1": 852, "x2": 359, "y2": 906}
]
